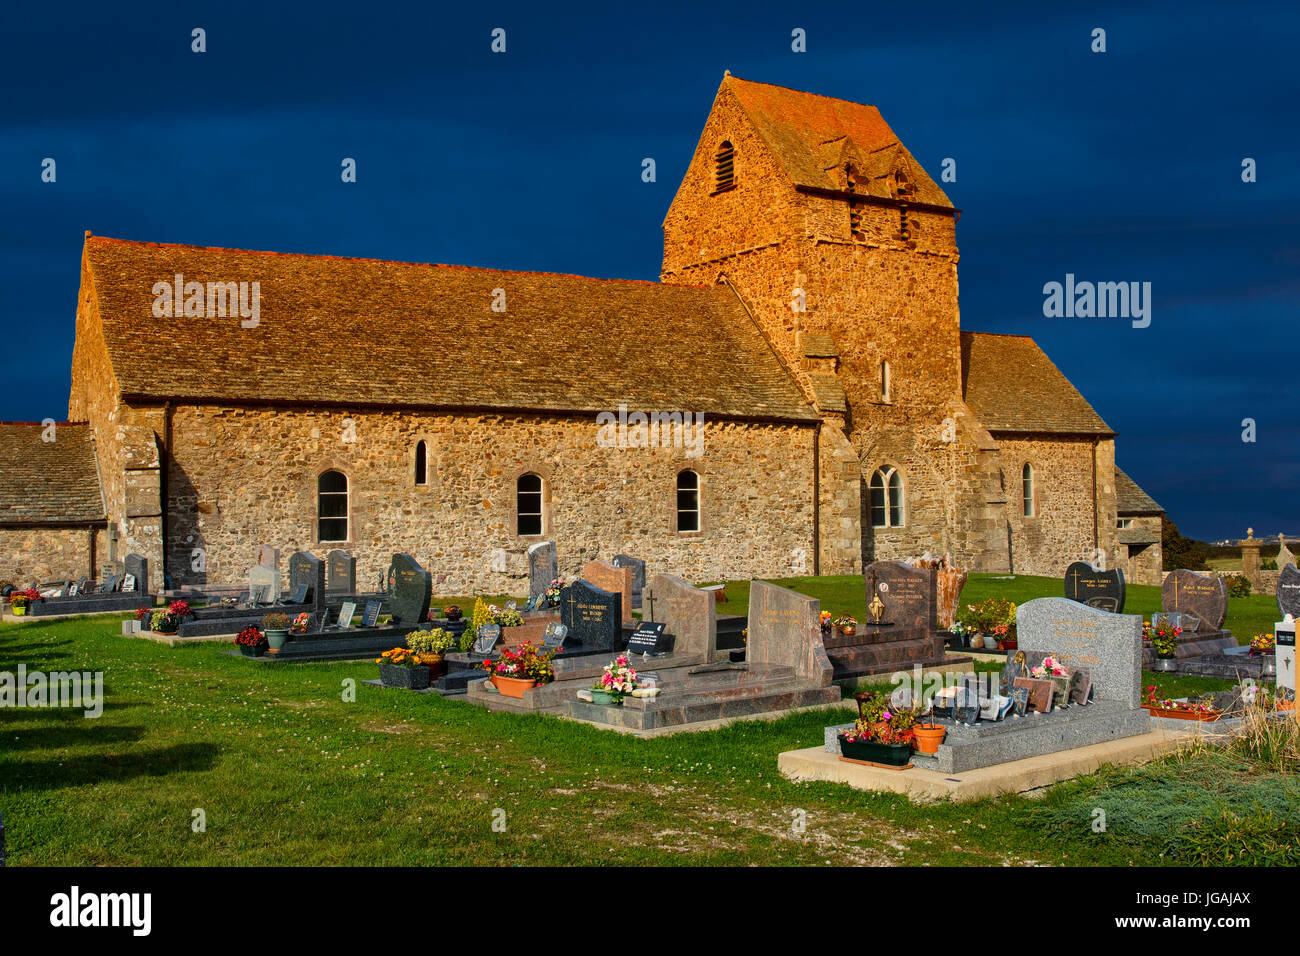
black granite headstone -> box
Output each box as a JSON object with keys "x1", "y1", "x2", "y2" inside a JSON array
[
  {"x1": 559, "y1": 579, "x2": 621, "y2": 651},
  {"x1": 288, "y1": 552, "x2": 325, "y2": 610},
  {"x1": 326, "y1": 549, "x2": 356, "y2": 594},
  {"x1": 385, "y1": 553, "x2": 432, "y2": 627},
  {"x1": 123, "y1": 554, "x2": 148, "y2": 593},
  {"x1": 613, "y1": 554, "x2": 647, "y2": 609},
  {"x1": 1063, "y1": 561, "x2": 1125, "y2": 613},
  {"x1": 1277, "y1": 564, "x2": 1300, "y2": 619}
]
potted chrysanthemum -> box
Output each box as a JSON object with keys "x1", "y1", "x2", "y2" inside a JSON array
[
  {"x1": 376, "y1": 646, "x2": 431, "y2": 690},
  {"x1": 406, "y1": 628, "x2": 457, "y2": 678},
  {"x1": 8, "y1": 588, "x2": 41, "y2": 616}
]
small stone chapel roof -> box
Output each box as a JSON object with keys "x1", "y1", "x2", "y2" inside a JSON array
[
  {"x1": 81, "y1": 235, "x2": 820, "y2": 423},
  {"x1": 0, "y1": 422, "x2": 105, "y2": 525},
  {"x1": 1115, "y1": 468, "x2": 1164, "y2": 516}
]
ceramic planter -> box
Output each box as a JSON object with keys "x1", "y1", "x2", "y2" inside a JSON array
[
  {"x1": 417, "y1": 653, "x2": 446, "y2": 679},
  {"x1": 589, "y1": 689, "x2": 618, "y2": 706},
  {"x1": 838, "y1": 735, "x2": 912, "y2": 767},
  {"x1": 380, "y1": 664, "x2": 431, "y2": 690},
  {"x1": 912, "y1": 724, "x2": 946, "y2": 754},
  {"x1": 265, "y1": 628, "x2": 289, "y2": 652},
  {"x1": 491, "y1": 674, "x2": 535, "y2": 698}
]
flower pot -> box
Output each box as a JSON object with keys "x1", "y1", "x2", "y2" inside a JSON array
[
  {"x1": 1153, "y1": 653, "x2": 1177, "y2": 672},
  {"x1": 239, "y1": 644, "x2": 267, "y2": 658},
  {"x1": 379, "y1": 664, "x2": 431, "y2": 690},
  {"x1": 590, "y1": 689, "x2": 618, "y2": 706},
  {"x1": 491, "y1": 674, "x2": 536, "y2": 698},
  {"x1": 997, "y1": 639, "x2": 1018, "y2": 650},
  {"x1": 912, "y1": 723, "x2": 946, "y2": 754},
  {"x1": 11, "y1": 606, "x2": 26, "y2": 616},
  {"x1": 1142, "y1": 704, "x2": 1221, "y2": 722},
  {"x1": 265, "y1": 628, "x2": 289, "y2": 652},
  {"x1": 417, "y1": 653, "x2": 446, "y2": 679},
  {"x1": 838, "y1": 735, "x2": 913, "y2": 767},
  {"x1": 838, "y1": 624, "x2": 857, "y2": 637},
  {"x1": 444, "y1": 609, "x2": 463, "y2": 621}
]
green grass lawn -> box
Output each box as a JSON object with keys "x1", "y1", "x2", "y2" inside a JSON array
[{"x1": 0, "y1": 573, "x2": 1292, "y2": 866}]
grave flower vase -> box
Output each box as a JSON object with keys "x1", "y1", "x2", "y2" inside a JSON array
[
  {"x1": 11, "y1": 605, "x2": 26, "y2": 616},
  {"x1": 838, "y1": 735, "x2": 912, "y2": 768},
  {"x1": 590, "y1": 689, "x2": 617, "y2": 706},
  {"x1": 1154, "y1": 652, "x2": 1177, "y2": 672},
  {"x1": 491, "y1": 674, "x2": 535, "y2": 698},
  {"x1": 265, "y1": 628, "x2": 289, "y2": 653},
  {"x1": 379, "y1": 664, "x2": 430, "y2": 691},
  {"x1": 417, "y1": 653, "x2": 445, "y2": 679},
  {"x1": 912, "y1": 723, "x2": 946, "y2": 754}
]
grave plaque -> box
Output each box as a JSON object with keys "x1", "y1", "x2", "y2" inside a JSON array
[
  {"x1": 613, "y1": 554, "x2": 647, "y2": 609},
  {"x1": 581, "y1": 559, "x2": 634, "y2": 623},
  {"x1": 1276, "y1": 564, "x2": 1300, "y2": 619},
  {"x1": 1161, "y1": 569, "x2": 1228, "y2": 631},
  {"x1": 1063, "y1": 562, "x2": 1126, "y2": 613},
  {"x1": 475, "y1": 623, "x2": 502, "y2": 655},
  {"x1": 337, "y1": 601, "x2": 357, "y2": 629},
  {"x1": 647, "y1": 574, "x2": 716, "y2": 660},
  {"x1": 288, "y1": 552, "x2": 325, "y2": 610},
  {"x1": 326, "y1": 550, "x2": 356, "y2": 594},
  {"x1": 361, "y1": 601, "x2": 382, "y2": 628},
  {"x1": 287, "y1": 584, "x2": 309, "y2": 604},
  {"x1": 627, "y1": 621, "x2": 667, "y2": 656},
  {"x1": 746, "y1": 580, "x2": 834, "y2": 686},
  {"x1": 1015, "y1": 597, "x2": 1143, "y2": 707},
  {"x1": 559, "y1": 579, "x2": 621, "y2": 651},
  {"x1": 865, "y1": 561, "x2": 935, "y2": 631},
  {"x1": 121, "y1": 574, "x2": 135, "y2": 593},
  {"x1": 123, "y1": 554, "x2": 148, "y2": 593},
  {"x1": 76, "y1": 576, "x2": 90, "y2": 595},
  {"x1": 528, "y1": 541, "x2": 558, "y2": 603},
  {"x1": 541, "y1": 622, "x2": 568, "y2": 651},
  {"x1": 1009, "y1": 685, "x2": 1030, "y2": 716},
  {"x1": 103, "y1": 573, "x2": 123, "y2": 593},
  {"x1": 385, "y1": 553, "x2": 433, "y2": 626},
  {"x1": 249, "y1": 565, "x2": 279, "y2": 604},
  {"x1": 1014, "y1": 677, "x2": 1055, "y2": 714}
]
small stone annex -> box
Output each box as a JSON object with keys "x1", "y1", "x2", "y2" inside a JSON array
[{"x1": 0, "y1": 74, "x2": 1162, "y2": 594}]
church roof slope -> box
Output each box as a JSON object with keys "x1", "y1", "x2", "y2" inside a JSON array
[
  {"x1": 1115, "y1": 468, "x2": 1164, "y2": 515},
  {"x1": 0, "y1": 423, "x2": 104, "y2": 524},
  {"x1": 82, "y1": 236, "x2": 819, "y2": 423},
  {"x1": 960, "y1": 332, "x2": 1114, "y2": 436},
  {"x1": 722, "y1": 75, "x2": 954, "y2": 208}
]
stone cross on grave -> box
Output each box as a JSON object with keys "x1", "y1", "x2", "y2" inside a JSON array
[{"x1": 642, "y1": 585, "x2": 657, "y2": 622}]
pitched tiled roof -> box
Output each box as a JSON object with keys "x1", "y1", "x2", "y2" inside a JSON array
[
  {"x1": 1118, "y1": 527, "x2": 1160, "y2": 545},
  {"x1": 723, "y1": 75, "x2": 954, "y2": 208},
  {"x1": 0, "y1": 423, "x2": 104, "y2": 524},
  {"x1": 1116, "y1": 468, "x2": 1164, "y2": 515},
  {"x1": 960, "y1": 332, "x2": 1113, "y2": 436},
  {"x1": 82, "y1": 236, "x2": 818, "y2": 423}
]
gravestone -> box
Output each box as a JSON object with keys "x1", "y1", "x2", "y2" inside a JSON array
[
  {"x1": 528, "y1": 541, "x2": 558, "y2": 602},
  {"x1": 559, "y1": 579, "x2": 621, "y2": 651},
  {"x1": 326, "y1": 549, "x2": 356, "y2": 594},
  {"x1": 1161, "y1": 569, "x2": 1228, "y2": 631},
  {"x1": 581, "y1": 559, "x2": 634, "y2": 624},
  {"x1": 257, "y1": 544, "x2": 280, "y2": 570},
  {"x1": 541, "y1": 622, "x2": 568, "y2": 651},
  {"x1": 613, "y1": 554, "x2": 646, "y2": 609},
  {"x1": 746, "y1": 580, "x2": 834, "y2": 686},
  {"x1": 1014, "y1": 597, "x2": 1142, "y2": 707},
  {"x1": 1278, "y1": 535, "x2": 1295, "y2": 573},
  {"x1": 866, "y1": 561, "x2": 935, "y2": 631},
  {"x1": 474, "y1": 623, "x2": 502, "y2": 655},
  {"x1": 385, "y1": 553, "x2": 433, "y2": 627},
  {"x1": 645, "y1": 574, "x2": 716, "y2": 660},
  {"x1": 123, "y1": 554, "x2": 148, "y2": 593},
  {"x1": 1277, "y1": 563, "x2": 1300, "y2": 619},
  {"x1": 248, "y1": 565, "x2": 279, "y2": 604},
  {"x1": 1063, "y1": 562, "x2": 1126, "y2": 613},
  {"x1": 288, "y1": 552, "x2": 325, "y2": 610}
]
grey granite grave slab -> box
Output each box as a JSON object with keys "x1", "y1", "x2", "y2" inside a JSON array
[
  {"x1": 1015, "y1": 597, "x2": 1142, "y2": 706},
  {"x1": 528, "y1": 541, "x2": 558, "y2": 602}
]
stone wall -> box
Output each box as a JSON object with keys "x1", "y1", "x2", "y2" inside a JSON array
[
  {"x1": 0, "y1": 525, "x2": 106, "y2": 585},
  {"x1": 1116, "y1": 513, "x2": 1163, "y2": 586},
  {"x1": 148, "y1": 404, "x2": 817, "y2": 595}
]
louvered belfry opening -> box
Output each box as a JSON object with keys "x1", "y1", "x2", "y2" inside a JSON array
[{"x1": 714, "y1": 141, "x2": 735, "y2": 193}]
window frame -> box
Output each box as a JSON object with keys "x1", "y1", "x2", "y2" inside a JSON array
[
  {"x1": 317, "y1": 469, "x2": 349, "y2": 543},
  {"x1": 516, "y1": 472, "x2": 544, "y2": 537},
  {"x1": 675, "y1": 469, "x2": 701, "y2": 534},
  {"x1": 1022, "y1": 463, "x2": 1037, "y2": 518},
  {"x1": 869, "y1": 466, "x2": 905, "y2": 529}
]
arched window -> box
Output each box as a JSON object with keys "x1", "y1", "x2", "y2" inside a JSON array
[
  {"x1": 880, "y1": 360, "x2": 891, "y2": 403},
  {"x1": 1022, "y1": 463, "x2": 1036, "y2": 517},
  {"x1": 517, "y1": 473, "x2": 543, "y2": 536},
  {"x1": 414, "y1": 440, "x2": 428, "y2": 485},
  {"x1": 677, "y1": 469, "x2": 700, "y2": 532},
  {"x1": 869, "y1": 466, "x2": 904, "y2": 528},
  {"x1": 714, "y1": 141, "x2": 735, "y2": 194},
  {"x1": 318, "y1": 471, "x2": 349, "y2": 542}
]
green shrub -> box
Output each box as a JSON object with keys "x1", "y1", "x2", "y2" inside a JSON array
[{"x1": 1227, "y1": 574, "x2": 1252, "y2": 598}]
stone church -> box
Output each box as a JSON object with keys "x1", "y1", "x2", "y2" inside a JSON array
[{"x1": 0, "y1": 74, "x2": 1164, "y2": 594}]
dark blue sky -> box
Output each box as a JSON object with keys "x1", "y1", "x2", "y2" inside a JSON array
[{"x1": 2, "y1": 1, "x2": 1296, "y2": 542}]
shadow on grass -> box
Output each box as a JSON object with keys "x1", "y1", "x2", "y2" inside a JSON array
[
  {"x1": 1, "y1": 722, "x2": 147, "y2": 750},
  {"x1": 4, "y1": 742, "x2": 221, "y2": 792}
]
